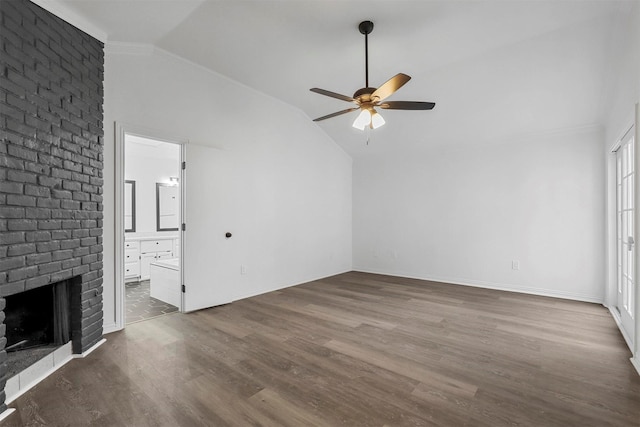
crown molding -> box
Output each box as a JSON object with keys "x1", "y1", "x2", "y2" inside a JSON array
[
  {"x1": 104, "y1": 42, "x2": 155, "y2": 56},
  {"x1": 29, "y1": 0, "x2": 107, "y2": 43}
]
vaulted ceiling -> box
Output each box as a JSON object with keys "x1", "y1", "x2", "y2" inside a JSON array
[{"x1": 58, "y1": 0, "x2": 632, "y2": 156}]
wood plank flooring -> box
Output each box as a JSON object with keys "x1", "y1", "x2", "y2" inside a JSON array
[{"x1": 4, "y1": 272, "x2": 640, "y2": 426}]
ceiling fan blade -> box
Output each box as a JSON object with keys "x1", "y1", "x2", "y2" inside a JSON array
[
  {"x1": 379, "y1": 101, "x2": 435, "y2": 110},
  {"x1": 371, "y1": 73, "x2": 411, "y2": 102},
  {"x1": 313, "y1": 107, "x2": 360, "y2": 122},
  {"x1": 310, "y1": 88, "x2": 358, "y2": 103}
]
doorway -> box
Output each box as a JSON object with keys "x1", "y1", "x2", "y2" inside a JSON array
[
  {"x1": 114, "y1": 124, "x2": 232, "y2": 330},
  {"x1": 615, "y1": 126, "x2": 636, "y2": 344},
  {"x1": 120, "y1": 132, "x2": 183, "y2": 325}
]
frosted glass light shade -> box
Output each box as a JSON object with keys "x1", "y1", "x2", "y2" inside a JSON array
[
  {"x1": 371, "y1": 111, "x2": 385, "y2": 129},
  {"x1": 352, "y1": 109, "x2": 371, "y2": 130}
]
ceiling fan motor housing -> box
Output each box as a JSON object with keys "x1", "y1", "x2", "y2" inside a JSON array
[{"x1": 353, "y1": 87, "x2": 377, "y2": 101}]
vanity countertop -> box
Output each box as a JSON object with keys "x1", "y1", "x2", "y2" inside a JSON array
[{"x1": 125, "y1": 235, "x2": 179, "y2": 242}]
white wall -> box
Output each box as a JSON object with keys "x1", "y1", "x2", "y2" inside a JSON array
[
  {"x1": 124, "y1": 139, "x2": 180, "y2": 236},
  {"x1": 354, "y1": 126, "x2": 605, "y2": 302},
  {"x1": 102, "y1": 46, "x2": 352, "y2": 330},
  {"x1": 603, "y1": 2, "x2": 640, "y2": 145}
]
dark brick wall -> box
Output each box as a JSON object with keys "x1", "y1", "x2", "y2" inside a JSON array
[{"x1": 0, "y1": 0, "x2": 104, "y2": 411}]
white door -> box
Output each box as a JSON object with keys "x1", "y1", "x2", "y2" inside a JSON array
[
  {"x1": 616, "y1": 130, "x2": 635, "y2": 340},
  {"x1": 182, "y1": 143, "x2": 236, "y2": 312}
]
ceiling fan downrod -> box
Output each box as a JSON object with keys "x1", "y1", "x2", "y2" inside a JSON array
[{"x1": 359, "y1": 21, "x2": 374, "y2": 89}]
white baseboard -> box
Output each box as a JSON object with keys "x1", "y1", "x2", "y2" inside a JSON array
[
  {"x1": 238, "y1": 268, "x2": 352, "y2": 300},
  {"x1": 74, "y1": 338, "x2": 106, "y2": 358},
  {"x1": 0, "y1": 408, "x2": 15, "y2": 422},
  {"x1": 631, "y1": 357, "x2": 640, "y2": 376},
  {"x1": 103, "y1": 322, "x2": 122, "y2": 335},
  {"x1": 353, "y1": 268, "x2": 604, "y2": 304},
  {"x1": 4, "y1": 338, "x2": 106, "y2": 406},
  {"x1": 184, "y1": 268, "x2": 353, "y2": 313},
  {"x1": 607, "y1": 306, "x2": 634, "y2": 352}
]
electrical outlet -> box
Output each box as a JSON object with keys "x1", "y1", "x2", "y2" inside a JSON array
[
  {"x1": 240, "y1": 265, "x2": 247, "y2": 275},
  {"x1": 512, "y1": 260, "x2": 520, "y2": 270}
]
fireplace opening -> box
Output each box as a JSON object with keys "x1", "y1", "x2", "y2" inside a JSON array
[{"x1": 5, "y1": 278, "x2": 75, "y2": 378}]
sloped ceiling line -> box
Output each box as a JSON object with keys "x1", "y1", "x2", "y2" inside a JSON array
[
  {"x1": 44, "y1": 0, "x2": 631, "y2": 156},
  {"x1": 30, "y1": 0, "x2": 107, "y2": 42}
]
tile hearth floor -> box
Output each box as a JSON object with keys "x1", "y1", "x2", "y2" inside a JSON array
[{"x1": 125, "y1": 280, "x2": 178, "y2": 324}]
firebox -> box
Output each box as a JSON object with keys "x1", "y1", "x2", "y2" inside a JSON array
[{"x1": 4, "y1": 277, "x2": 79, "y2": 378}]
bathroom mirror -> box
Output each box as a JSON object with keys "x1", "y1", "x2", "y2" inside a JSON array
[
  {"x1": 124, "y1": 180, "x2": 136, "y2": 232},
  {"x1": 156, "y1": 183, "x2": 179, "y2": 231}
]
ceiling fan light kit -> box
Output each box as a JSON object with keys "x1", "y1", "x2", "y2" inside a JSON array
[
  {"x1": 371, "y1": 110, "x2": 385, "y2": 129},
  {"x1": 310, "y1": 20, "x2": 435, "y2": 132},
  {"x1": 352, "y1": 109, "x2": 371, "y2": 130}
]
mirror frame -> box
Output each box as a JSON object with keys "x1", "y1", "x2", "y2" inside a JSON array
[
  {"x1": 124, "y1": 180, "x2": 136, "y2": 233},
  {"x1": 156, "y1": 183, "x2": 179, "y2": 232}
]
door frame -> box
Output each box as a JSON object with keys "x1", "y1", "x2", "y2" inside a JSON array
[
  {"x1": 634, "y1": 103, "x2": 640, "y2": 375},
  {"x1": 606, "y1": 115, "x2": 636, "y2": 352},
  {"x1": 114, "y1": 122, "x2": 188, "y2": 331},
  {"x1": 616, "y1": 127, "x2": 635, "y2": 338}
]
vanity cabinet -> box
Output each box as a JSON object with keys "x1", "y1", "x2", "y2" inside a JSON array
[
  {"x1": 125, "y1": 237, "x2": 178, "y2": 282},
  {"x1": 124, "y1": 240, "x2": 140, "y2": 282},
  {"x1": 139, "y1": 238, "x2": 174, "y2": 280}
]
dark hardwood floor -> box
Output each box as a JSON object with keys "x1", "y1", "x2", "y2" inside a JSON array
[{"x1": 4, "y1": 272, "x2": 640, "y2": 426}]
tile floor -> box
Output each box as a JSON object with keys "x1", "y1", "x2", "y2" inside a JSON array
[{"x1": 125, "y1": 280, "x2": 178, "y2": 324}]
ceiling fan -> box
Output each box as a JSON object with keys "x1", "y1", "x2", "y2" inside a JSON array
[{"x1": 310, "y1": 20, "x2": 435, "y2": 130}]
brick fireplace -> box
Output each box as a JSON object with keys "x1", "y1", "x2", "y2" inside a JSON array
[{"x1": 0, "y1": 0, "x2": 104, "y2": 412}]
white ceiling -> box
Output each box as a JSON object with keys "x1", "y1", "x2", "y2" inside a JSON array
[{"x1": 58, "y1": 0, "x2": 632, "y2": 156}]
